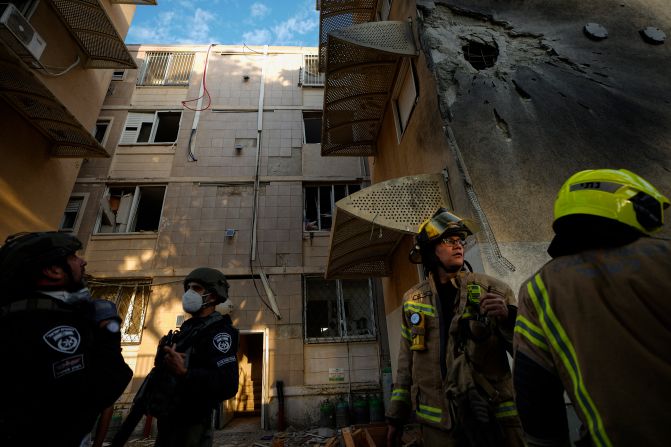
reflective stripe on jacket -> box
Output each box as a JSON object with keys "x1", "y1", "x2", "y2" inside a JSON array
[{"x1": 387, "y1": 271, "x2": 519, "y2": 433}]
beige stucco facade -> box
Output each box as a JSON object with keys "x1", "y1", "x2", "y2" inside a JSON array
[
  {"x1": 0, "y1": 1, "x2": 137, "y2": 239},
  {"x1": 70, "y1": 44, "x2": 389, "y2": 429}
]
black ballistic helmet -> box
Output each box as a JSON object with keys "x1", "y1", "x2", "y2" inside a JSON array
[
  {"x1": 184, "y1": 267, "x2": 230, "y2": 303},
  {"x1": 0, "y1": 232, "x2": 82, "y2": 287}
]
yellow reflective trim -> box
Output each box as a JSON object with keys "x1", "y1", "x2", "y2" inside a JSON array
[
  {"x1": 515, "y1": 315, "x2": 549, "y2": 352},
  {"x1": 527, "y1": 275, "x2": 612, "y2": 447},
  {"x1": 391, "y1": 388, "x2": 410, "y2": 403},
  {"x1": 416, "y1": 404, "x2": 442, "y2": 423},
  {"x1": 495, "y1": 401, "x2": 518, "y2": 418},
  {"x1": 401, "y1": 324, "x2": 412, "y2": 341},
  {"x1": 403, "y1": 301, "x2": 436, "y2": 316}
]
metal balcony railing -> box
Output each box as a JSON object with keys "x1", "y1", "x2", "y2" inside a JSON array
[{"x1": 300, "y1": 54, "x2": 325, "y2": 87}]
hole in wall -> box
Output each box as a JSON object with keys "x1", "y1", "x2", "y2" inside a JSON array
[{"x1": 462, "y1": 40, "x2": 499, "y2": 70}]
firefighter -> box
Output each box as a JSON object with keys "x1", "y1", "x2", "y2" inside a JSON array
[
  {"x1": 513, "y1": 169, "x2": 671, "y2": 447},
  {"x1": 386, "y1": 208, "x2": 524, "y2": 446}
]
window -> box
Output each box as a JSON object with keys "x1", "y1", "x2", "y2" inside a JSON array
[
  {"x1": 96, "y1": 185, "x2": 166, "y2": 234},
  {"x1": 138, "y1": 52, "x2": 195, "y2": 86},
  {"x1": 93, "y1": 118, "x2": 112, "y2": 144},
  {"x1": 111, "y1": 70, "x2": 125, "y2": 80},
  {"x1": 392, "y1": 61, "x2": 419, "y2": 140},
  {"x1": 300, "y1": 54, "x2": 324, "y2": 87},
  {"x1": 303, "y1": 111, "x2": 322, "y2": 144},
  {"x1": 120, "y1": 111, "x2": 181, "y2": 144},
  {"x1": 304, "y1": 276, "x2": 375, "y2": 342},
  {"x1": 304, "y1": 184, "x2": 361, "y2": 231},
  {"x1": 88, "y1": 279, "x2": 151, "y2": 344},
  {"x1": 59, "y1": 194, "x2": 88, "y2": 233}
]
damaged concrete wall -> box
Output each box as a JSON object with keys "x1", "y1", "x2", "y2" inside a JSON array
[{"x1": 417, "y1": 0, "x2": 671, "y2": 288}]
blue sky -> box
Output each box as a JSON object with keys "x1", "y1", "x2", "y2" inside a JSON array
[{"x1": 126, "y1": 0, "x2": 320, "y2": 46}]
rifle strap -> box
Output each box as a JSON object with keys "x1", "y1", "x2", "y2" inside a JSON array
[{"x1": 470, "y1": 367, "x2": 501, "y2": 404}]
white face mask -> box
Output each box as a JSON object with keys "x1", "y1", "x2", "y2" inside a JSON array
[
  {"x1": 41, "y1": 288, "x2": 92, "y2": 304},
  {"x1": 182, "y1": 289, "x2": 210, "y2": 314}
]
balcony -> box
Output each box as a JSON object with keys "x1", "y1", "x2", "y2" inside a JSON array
[
  {"x1": 0, "y1": 41, "x2": 109, "y2": 158},
  {"x1": 321, "y1": 20, "x2": 417, "y2": 156},
  {"x1": 48, "y1": 0, "x2": 136, "y2": 69},
  {"x1": 325, "y1": 173, "x2": 449, "y2": 278}
]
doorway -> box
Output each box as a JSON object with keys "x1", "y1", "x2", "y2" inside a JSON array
[{"x1": 236, "y1": 332, "x2": 264, "y2": 416}]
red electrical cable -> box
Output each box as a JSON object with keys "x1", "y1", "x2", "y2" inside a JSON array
[{"x1": 181, "y1": 44, "x2": 213, "y2": 111}]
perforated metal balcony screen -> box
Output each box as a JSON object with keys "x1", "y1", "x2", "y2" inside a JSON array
[
  {"x1": 48, "y1": 0, "x2": 136, "y2": 69},
  {"x1": 318, "y1": 0, "x2": 378, "y2": 72},
  {"x1": 326, "y1": 174, "x2": 450, "y2": 278},
  {"x1": 322, "y1": 21, "x2": 417, "y2": 156},
  {"x1": 0, "y1": 44, "x2": 110, "y2": 158}
]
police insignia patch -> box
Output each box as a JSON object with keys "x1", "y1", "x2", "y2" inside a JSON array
[
  {"x1": 213, "y1": 332, "x2": 232, "y2": 353},
  {"x1": 43, "y1": 326, "x2": 81, "y2": 354}
]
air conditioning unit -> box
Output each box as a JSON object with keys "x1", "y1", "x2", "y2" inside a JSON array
[{"x1": 0, "y1": 3, "x2": 46, "y2": 63}]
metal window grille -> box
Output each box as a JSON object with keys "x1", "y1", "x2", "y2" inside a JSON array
[
  {"x1": 304, "y1": 184, "x2": 361, "y2": 231},
  {"x1": 88, "y1": 279, "x2": 152, "y2": 344},
  {"x1": 304, "y1": 276, "x2": 375, "y2": 343},
  {"x1": 138, "y1": 52, "x2": 195, "y2": 86},
  {"x1": 300, "y1": 54, "x2": 324, "y2": 87}
]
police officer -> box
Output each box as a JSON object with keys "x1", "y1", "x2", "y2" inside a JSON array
[
  {"x1": 386, "y1": 209, "x2": 524, "y2": 446},
  {"x1": 0, "y1": 231, "x2": 132, "y2": 446},
  {"x1": 151, "y1": 267, "x2": 239, "y2": 447},
  {"x1": 513, "y1": 169, "x2": 671, "y2": 447}
]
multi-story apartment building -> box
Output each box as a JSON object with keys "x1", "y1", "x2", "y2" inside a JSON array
[
  {"x1": 0, "y1": 0, "x2": 153, "y2": 239},
  {"x1": 65, "y1": 43, "x2": 389, "y2": 429}
]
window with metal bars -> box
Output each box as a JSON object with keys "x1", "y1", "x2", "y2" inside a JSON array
[
  {"x1": 300, "y1": 54, "x2": 324, "y2": 87},
  {"x1": 304, "y1": 184, "x2": 361, "y2": 231},
  {"x1": 304, "y1": 276, "x2": 375, "y2": 343},
  {"x1": 88, "y1": 279, "x2": 152, "y2": 344},
  {"x1": 138, "y1": 52, "x2": 195, "y2": 86}
]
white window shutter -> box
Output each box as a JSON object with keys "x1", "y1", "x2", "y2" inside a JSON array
[
  {"x1": 120, "y1": 112, "x2": 154, "y2": 144},
  {"x1": 397, "y1": 67, "x2": 417, "y2": 132},
  {"x1": 116, "y1": 193, "x2": 134, "y2": 233}
]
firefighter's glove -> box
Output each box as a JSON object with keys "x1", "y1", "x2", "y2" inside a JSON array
[{"x1": 467, "y1": 388, "x2": 490, "y2": 424}]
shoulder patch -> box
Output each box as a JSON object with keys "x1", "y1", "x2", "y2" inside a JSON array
[
  {"x1": 43, "y1": 325, "x2": 81, "y2": 354},
  {"x1": 213, "y1": 332, "x2": 232, "y2": 353}
]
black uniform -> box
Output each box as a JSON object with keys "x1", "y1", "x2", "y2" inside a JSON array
[
  {"x1": 153, "y1": 311, "x2": 239, "y2": 447},
  {"x1": 0, "y1": 292, "x2": 132, "y2": 446}
]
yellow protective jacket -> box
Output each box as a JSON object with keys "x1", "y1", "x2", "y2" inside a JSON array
[
  {"x1": 387, "y1": 271, "x2": 522, "y2": 439},
  {"x1": 514, "y1": 237, "x2": 671, "y2": 447}
]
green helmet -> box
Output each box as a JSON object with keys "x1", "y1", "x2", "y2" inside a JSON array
[
  {"x1": 0, "y1": 232, "x2": 82, "y2": 287},
  {"x1": 184, "y1": 267, "x2": 230, "y2": 302},
  {"x1": 409, "y1": 208, "x2": 480, "y2": 264}
]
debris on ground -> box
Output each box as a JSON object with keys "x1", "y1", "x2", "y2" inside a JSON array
[{"x1": 270, "y1": 422, "x2": 409, "y2": 447}]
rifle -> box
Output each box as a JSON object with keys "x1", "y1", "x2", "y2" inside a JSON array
[
  {"x1": 110, "y1": 330, "x2": 178, "y2": 446},
  {"x1": 110, "y1": 369, "x2": 154, "y2": 446}
]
